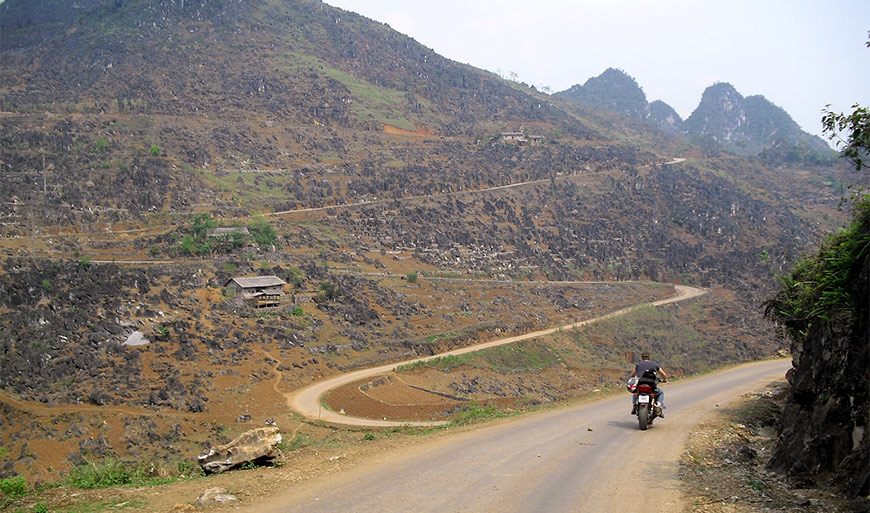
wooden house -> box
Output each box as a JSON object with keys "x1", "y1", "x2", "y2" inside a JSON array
[{"x1": 224, "y1": 275, "x2": 286, "y2": 308}]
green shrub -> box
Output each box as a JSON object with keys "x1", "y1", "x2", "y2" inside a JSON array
[
  {"x1": 249, "y1": 217, "x2": 278, "y2": 247},
  {"x1": 0, "y1": 475, "x2": 28, "y2": 498},
  {"x1": 406, "y1": 272, "x2": 418, "y2": 284},
  {"x1": 92, "y1": 137, "x2": 109, "y2": 155},
  {"x1": 286, "y1": 266, "x2": 305, "y2": 288},
  {"x1": 316, "y1": 281, "x2": 341, "y2": 302},
  {"x1": 149, "y1": 144, "x2": 161, "y2": 157},
  {"x1": 155, "y1": 325, "x2": 170, "y2": 340},
  {"x1": 292, "y1": 306, "x2": 304, "y2": 316}
]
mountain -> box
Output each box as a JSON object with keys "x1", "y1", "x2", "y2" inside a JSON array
[
  {"x1": 0, "y1": 0, "x2": 589, "y2": 138},
  {"x1": 683, "y1": 82, "x2": 832, "y2": 157},
  {"x1": 556, "y1": 70, "x2": 833, "y2": 161},
  {"x1": 0, "y1": 0, "x2": 856, "y2": 487},
  {"x1": 554, "y1": 68, "x2": 682, "y2": 133},
  {"x1": 554, "y1": 68, "x2": 651, "y2": 120},
  {"x1": 649, "y1": 99, "x2": 683, "y2": 133}
]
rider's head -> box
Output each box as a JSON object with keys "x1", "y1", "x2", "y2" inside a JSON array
[{"x1": 641, "y1": 351, "x2": 650, "y2": 360}]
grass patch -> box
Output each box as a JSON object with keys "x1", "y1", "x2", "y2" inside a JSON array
[
  {"x1": 270, "y1": 50, "x2": 421, "y2": 130},
  {"x1": 62, "y1": 497, "x2": 146, "y2": 513},
  {"x1": 278, "y1": 432, "x2": 342, "y2": 452},
  {"x1": 65, "y1": 458, "x2": 201, "y2": 490},
  {"x1": 451, "y1": 403, "x2": 513, "y2": 425}
]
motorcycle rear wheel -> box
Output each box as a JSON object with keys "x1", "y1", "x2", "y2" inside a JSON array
[{"x1": 638, "y1": 406, "x2": 649, "y2": 430}]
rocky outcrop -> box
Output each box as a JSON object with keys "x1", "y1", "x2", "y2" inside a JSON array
[
  {"x1": 197, "y1": 426, "x2": 283, "y2": 474},
  {"x1": 767, "y1": 204, "x2": 869, "y2": 500}
]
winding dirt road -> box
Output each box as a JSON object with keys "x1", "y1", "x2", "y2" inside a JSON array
[
  {"x1": 256, "y1": 358, "x2": 790, "y2": 513},
  {"x1": 288, "y1": 284, "x2": 708, "y2": 427}
]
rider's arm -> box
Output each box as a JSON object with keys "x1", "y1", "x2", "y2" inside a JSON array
[
  {"x1": 630, "y1": 368, "x2": 637, "y2": 378},
  {"x1": 659, "y1": 368, "x2": 668, "y2": 381}
]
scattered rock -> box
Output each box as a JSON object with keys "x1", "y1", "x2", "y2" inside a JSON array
[
  {"x1": 197, "y1": 426, "x2": 283, "y2": 474},
  {"x1": 194, "y1": 487, "x2": 239, "y2": 508},
  {"x1": 237, "y1": 414, "x2": 252, "y2": 423},
  {"x1": 737, "y1": 445, "x2": 757, "y2": 461}
]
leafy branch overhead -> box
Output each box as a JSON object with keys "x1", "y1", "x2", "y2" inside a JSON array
[
  {"x1": 820, "y1": 34, "x2": 870, "y2": 172},
  {"x1": 822, "y1": 103, "x2": 870, "y2": 171}
]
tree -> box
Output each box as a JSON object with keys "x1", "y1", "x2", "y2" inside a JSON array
[
  {"x1": 820, "y1": 35, "x2": 870, "y2": 172},
  {"x1": 191, "y1": 213, "x2": 217, "y2": 238},
  {"x1": 249, "y1": 217, "x2": 278, "y2": 247},
  {"x1": 822, "y1": 103, "x2": 869, "y2": 171}
]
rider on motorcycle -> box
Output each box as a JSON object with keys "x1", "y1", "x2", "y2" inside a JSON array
[{"x1": 630, "y1": 351, "x2": 667, "y2": 417}]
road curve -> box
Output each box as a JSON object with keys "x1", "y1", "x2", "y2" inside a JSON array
[
  {"x1": 287, "y1": 285, "x2": 707, "y2": 427},
  {"x1": 257, "y1": 358, "x2": 790, "y2": 513}
]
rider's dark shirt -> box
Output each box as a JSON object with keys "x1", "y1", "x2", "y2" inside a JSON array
[{"x1": 635, "y1": 360, "x2": 660, "y2": 386}]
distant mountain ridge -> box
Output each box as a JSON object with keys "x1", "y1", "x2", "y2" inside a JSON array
[{"x1": 555, "y1": 68, "x2": 832, "y2": 159}]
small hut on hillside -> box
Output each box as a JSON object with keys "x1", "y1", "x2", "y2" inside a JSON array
[{"x1": 224, "y1": 275, "x2": 286, "y2": 308}]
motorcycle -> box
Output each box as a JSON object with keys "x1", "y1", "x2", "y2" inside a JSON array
[{"x1": 627, "y1": 376, "x2": 665, "y2": 430}]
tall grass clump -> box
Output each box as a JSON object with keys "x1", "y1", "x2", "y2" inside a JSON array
[
  {"x1": 67, "y1": 459, "x2": 139, "y2": 489},
  {"x1": 764, "y1": 197, "x2": 870, "y2": 339}
]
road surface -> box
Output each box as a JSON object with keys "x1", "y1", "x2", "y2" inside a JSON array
[
  {"x1": 256, "y1": 358, "x2": 790, "y2": 513},
  {"x1": 288, "y1": 285, "x2": 708, "y2": 427}
]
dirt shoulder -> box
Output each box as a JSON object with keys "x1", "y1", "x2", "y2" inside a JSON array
[{"x1": 679, "y1": 381, "x2": 866, "y2": 513}]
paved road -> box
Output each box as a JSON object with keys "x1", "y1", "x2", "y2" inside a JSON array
[
  {"x1": 259, "y1": 359, "x2": 790, "y2": 513},
  {"x1": 288, "y1": 285, "x2": 708, "y2": 427}
]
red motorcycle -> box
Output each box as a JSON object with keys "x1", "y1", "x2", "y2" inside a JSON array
[{"x1": 627, "y1": 376, "x2": 664, "y2": 430}]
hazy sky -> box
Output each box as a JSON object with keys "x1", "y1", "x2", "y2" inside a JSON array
[{"x1": 327, "y1": 0, "x2": 869, "y2": 139}]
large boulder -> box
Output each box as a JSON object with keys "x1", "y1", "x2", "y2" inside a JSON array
[{"x1": 197, "y1": 426, "x2": 283, "y2": 474}]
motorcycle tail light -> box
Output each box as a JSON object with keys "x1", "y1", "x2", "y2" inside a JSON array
[{"x1": 638, "y1": 384, "x2": 654, "y2": 393}]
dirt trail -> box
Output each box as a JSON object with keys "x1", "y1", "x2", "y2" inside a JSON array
[
  {"x1": 288, "y1": 284, "x2": 707, "y2": 427},
  {"x1": 0, "y1": 390, "x2": 192, "y2": 420}
]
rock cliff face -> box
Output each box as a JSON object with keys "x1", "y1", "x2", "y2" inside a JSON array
[{"x1": 767, "y1": 203, "x2": 869, "y2": 500}]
